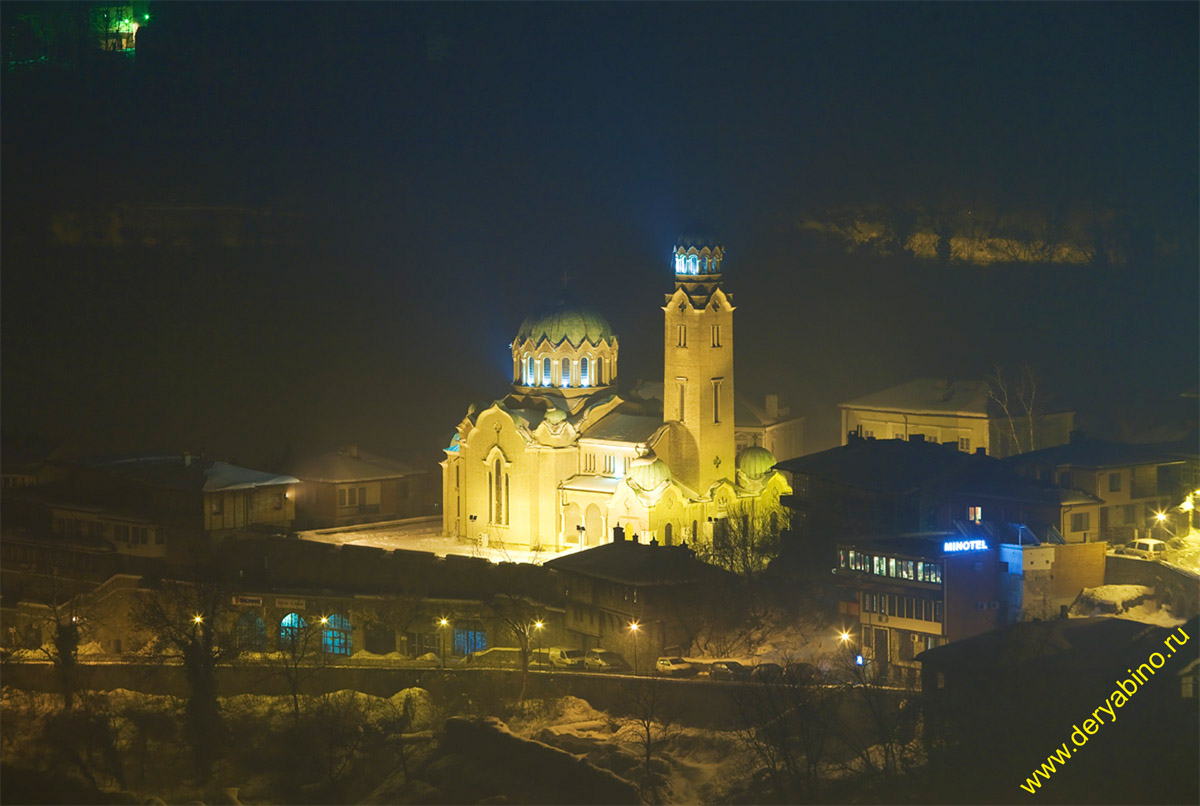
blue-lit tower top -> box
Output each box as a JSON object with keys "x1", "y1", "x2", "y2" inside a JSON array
[{"x1": 671, "y1": 227, "x2": 726, "y2": 307}]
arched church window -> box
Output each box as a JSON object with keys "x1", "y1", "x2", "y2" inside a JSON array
[
  {"x1": 527, "y1": 355, "x2": 535, "y2": 385},
  {"x1": 542, "y1": 357, "x2": 552, "y2": 386},
  {"x1": 687, "y1": 254, "x2": 699, "y2": 274},
  {"x1": 504, "y1": 474, "x2": 510, "y2": 525},
  {"x1": 493, "y1": 459, "x2": 503, "y2": 524},
  {"x1": 596, "y1": 357, "x2": 605, "y2": 385},
  {"x1": 692, "y1": 520, "x2": 698, "y2": 541},
  {"x1": 561, "y1": 358, "x2": 571, "y2": 388},
  {"x1": 675, "y1": 253, "x2": 685, "y2": 274},
  {"x1": 580, "y1": 357, "x2": 589, "y2": 387},
  {"x1": 664, "y1": 522, "x2": 673, "y2": 546}
]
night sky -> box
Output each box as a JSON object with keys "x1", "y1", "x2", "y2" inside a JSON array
[{"x1": 3, "y1": 2, "x2": 1196, "y2": 470}]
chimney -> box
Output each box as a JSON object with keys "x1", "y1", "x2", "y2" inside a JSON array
[
  {"x1": 765, "y1": 394, "x2": 780, "y2": 421},
  {"x1": 613, "y1": 525, "x2": 626, "y2": 542}
]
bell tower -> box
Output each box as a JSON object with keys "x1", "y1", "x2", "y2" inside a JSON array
[{"x1": 661, "y1": 232, "x2": 735, "y2": 492}]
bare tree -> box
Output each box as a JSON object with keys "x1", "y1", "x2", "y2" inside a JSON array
[
  {"x1": 130, "y1": 569, "x2": 236, "y2": 781},
  {"x1": 620, "y1": 675, "x2": 680, "y2": 803},
  {"x1": 486, "y1": 592, "x2": 544, "y2": 702},
  {"x1": 262, "y1": 615, "x2": 329, "y2": 722},
  {"x1": 987, "y1": 364, "x2": 1040, "y2": 457},
  {"x1": 698, "y1": 500, "x2": 789, "y2": 577}
]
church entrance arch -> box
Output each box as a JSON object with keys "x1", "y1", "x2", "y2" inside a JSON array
[
  {"x1": 563, "y1": 503, "x2": 582, "y2": 545},
  {"x1": 585, "y1": 504, "x2": 603, "y2": 546}
]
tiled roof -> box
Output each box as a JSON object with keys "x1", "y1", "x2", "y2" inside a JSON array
[
  {"x1": 1006, "y1": 437, "x2": 1198, "y2": 469},
  {"x1": 544, "y1": 540, "x2": 728, "y2": 586}
]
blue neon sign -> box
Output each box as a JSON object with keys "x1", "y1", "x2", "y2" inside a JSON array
[{"x1": 943, "y1": 539, "x2": 988, "y2": 553}]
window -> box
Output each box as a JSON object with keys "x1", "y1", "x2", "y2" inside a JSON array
[
  {"x1": 712, "y1": 379, "x2": 723, "y2": 423},
  {"x1": 596, "y1": 357, "x2": 605, "y2": 385},
  {"x1": 561, "y1": 358, "x2": 571, "y2": 388},
  {"x1": 338, "y1": 488, "x2": 346, "y2": 507},
  {"x1": 211, "y1": 495, "x2": 223, "y2": 516},
  {"x1": 934, "y1": 601, "x2": 944, "y2": 623},
  {"x1": 279, "y1": 612, "x2": 307, "y2": 649},
  {"x1": 1070, "y1": 512, "x2": 1090, "y2": 532},
  {"x1": 1108, "y1": 472, "x2": 1122, "y2": 493},
  {"x1": 888, "y1": 557, "x2": 896, "y2": 577},
  {"x1": 322, "y1": 614, "x2": 351, "y2": 655},
  {"x1": 454, "y1": 621, "x2": 487, "y2": 655},
  {"x1": 347, "y1": 487, "x2": 358, "y2": 507},
  {"x1": 677, "y1": 324, "x2": 687, "y2": 347},
  {"x1": 604, "y1": 455, "x2": 615, "y2": 475},
  {"x1": 493, "y1": 459, "x2": 503, "y2": 524},
  {"x1": 923, "y1": 599, "x2": 933, "y2": 621},
  {"x1": 874, "y1": 555, "x2": 886, "y2": 575},
  {"x1": 543, "y1": 357, "x2": 552, "y2": 386},
  {"x1": 959, "y1": 437, "x2": 970, "y2": 452},
  {"x1": 526, "y1": 355, "x2": 535, "y2": 384},
  {"x1": 580, "y1": 357, "x2": 589, "y2": 386},
  {"x1": 585, "y1": 453, "x2": 596, "y2": 473},
  {"x1": 677, "y1": 379, "x2": 687, "y2": 421},
  {"x1": 236, "y1": 613, "x2": 266, "y2": 652},
  {"x1": 711, "y1": 324, "x2": 721, "y2": 347},
  {"x1": 968, "y1": 506, "x2": 982, "y2": 524}
]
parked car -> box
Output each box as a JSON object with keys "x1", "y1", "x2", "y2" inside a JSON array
[
  {"x1": 1116, "y1": 538, "x2": 1167, "y2": 560},
  {"x1": 784, "y1": 662, "x2": 820, "y2": 684},
  {"x1": 709, "y1": 660, "x2": 751, "y2": 681},
  {"x1": 655, "y1": 656, "x2": 698, "y2": 677},
  {"x1": 461, "y1": 647, "x2": 523, "y2": 669},
  {"x1": 585, "y1": 648, "x2": 630, "y2": 672},
  {"x1": 750, "y1": 662, "x2": 785, "y2": 683},
  {"x1": 545, "y1": 646, "x2": 585, "y2": 669}
]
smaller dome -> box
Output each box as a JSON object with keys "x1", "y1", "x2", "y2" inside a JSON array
[
  {"x1": 544, "y1": 408, "x2": 567, "y2": 425},
  {"x1": 737, "y1": 446, "x2": 777, "y2": 479},
  {"x1": 628, "y1": 451, "x2": 671, "y2": 491}
]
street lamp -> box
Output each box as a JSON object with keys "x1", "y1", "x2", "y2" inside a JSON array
[
  {"x1": 629, "y1": 621, "x2": 640, "y2": 675},
  {"x1": 533, "y1": 619, "x2": 544, "y2": 667},
  {"x1": 438, "y1": 618, "x2": 450, "y2": 668}
]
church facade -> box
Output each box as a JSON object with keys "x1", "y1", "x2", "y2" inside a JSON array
[{"x1": 440, "y1": 234, "x2": 790, "y2": 554}]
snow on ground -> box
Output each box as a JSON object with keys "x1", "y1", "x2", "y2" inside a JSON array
[
  {"x1": 1069, "y1": 584, "x2": 1186, "y2": 626},
  {"x1": 298, "y1": 516, "x2": 589, "y2": 565}
]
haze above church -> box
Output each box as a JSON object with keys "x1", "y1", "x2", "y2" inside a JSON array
[{"x1": 441, "y1": 231, "x2": 793, "y2": 552}]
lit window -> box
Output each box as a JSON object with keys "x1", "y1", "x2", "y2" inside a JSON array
[
  {"x1": 968, "y1": 506, "x2": 982, "y2": 524},
  {"x1": 527, "y1": 355, "x2": 535, "y2": 384},
  {"x1": 580, "y1": 357, "x2": 589, "y2": 386},
  {"x1": 542, "y1": 357, "x2": 552, "y2": 386},
  {"x1": 279, "y1": 612, "x2": 307, "y2": 649},
  {"x1": 322, "y1": 614, "x2": 351, "y2": 655},
  {"x1": 687, "y1": 254, "x2": 699, "y2": 274},
  {"x1": 675, "y1": 253, "x2": 685, "y2": 274}
]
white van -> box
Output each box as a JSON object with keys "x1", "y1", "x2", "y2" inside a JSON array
[{"x1": 544, "y1": 647, "x2": 585, "y2": 669}]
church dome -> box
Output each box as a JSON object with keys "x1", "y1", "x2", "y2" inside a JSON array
[
  {"x1": 736, "y1": 446, "x2": 776, "y2": 479},
  {"x1": 628, "y1": 451, "x2": 671, "y2": 491},
  {"x1": 676, "y1": 223, "x2": 721, "y2": 250},
  {"x1": 516, "y1": 300, "x2": 615, "y2": 348}
]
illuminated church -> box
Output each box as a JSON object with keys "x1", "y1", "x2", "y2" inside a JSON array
[{"x1": 440, "y1": 234, "x2": 790, "y2": 553}]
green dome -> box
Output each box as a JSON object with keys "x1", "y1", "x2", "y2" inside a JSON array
[
  {"x1": 516, "y1": 300, "x2": 615, "y2": 347},
  {"x1": 737, "y1": 446, "x2": 777, "y2": 479},
  {"x1": 629, "y1": 452, "x2": 671, "y2": 491}
]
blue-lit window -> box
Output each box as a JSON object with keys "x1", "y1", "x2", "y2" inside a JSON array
[
  {"x1": 526, "y1": 356, "x2": 535, "y2": 384},
  {"x1": 454, "y1": 620, "x2": 487, "y2": 655},
  {"x1": 236, "y1": 613, "x2": 266, "y2": 652},
  {"x1": 280, "y1": 612, "x2": 306, "y2": 649},
  {"x1": 687, "y1": 254, "x2": 699, "y2": 274},
  {"x1": 675, "y1": 253, "x2": 685, "y2": 274},
  {"x1": 561, "y1": 358, "x2": 571, "y2": 388},
  {"x1": 322, "y1": 613, "x2": 351, "y2": 655},
  {"x1": 580, "y1": 357, "x2": 589, "y2": 387},
  {"x1": 542, "y1": 357, "x2": 552, "y2": 386}
]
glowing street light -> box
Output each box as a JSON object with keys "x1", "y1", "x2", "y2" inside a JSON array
[
  {"x1": 839, "y1": 630, "x2": 852, "y2": 644},
  {"x1": 1155, "y1": 511, "x2": 1167, "y2": 523},
  {"x1": 192, "y1": 614, "x2": 204, "y2": 625},
  {"x1": 629, "y1": 621, "x2": 641, "y2": 675},
  {"x1": 438, "y1": 618, "x2": 450, "y2": 668},
  {"x1": 532, "y1": 619, "x2": 544, "y2": 666}
]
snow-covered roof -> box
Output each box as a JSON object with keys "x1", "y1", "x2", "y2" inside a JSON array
[
  {"x1": 840, "y1": 378, "x2": 991, "y2": 417},
  {"x1": 85, "y1": 455, "x2": 297, "y2": 493},
  {"x1": 580, "y1": 412, "x2": 662, "y2": 444},
  {"x1": 290, "y1": 446, "x2": 420, "y2": 483}
]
